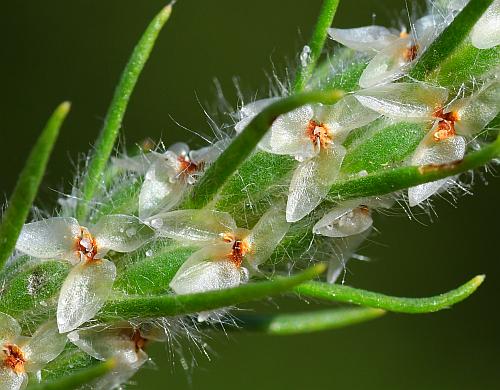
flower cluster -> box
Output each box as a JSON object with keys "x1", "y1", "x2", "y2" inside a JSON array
[{"x1": 1, "y1": 0, "x2": 499, "y2": 388}]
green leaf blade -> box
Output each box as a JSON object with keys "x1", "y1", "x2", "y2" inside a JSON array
[
  {"x1": 294, "y1": 275, "x2": 485, "y2": 313},
  {"x1": 238, "y1": 307, "x2": 385, "y2": 335},
  {"x1": 101, "y1": 264, "x2": 326, "y2": 320},
  {"x1": 76, "y1": 4, "x2": 173, "y2": 221},
  {"x1": 0, "y1": 102, "x2": 70, "y2": 270}
]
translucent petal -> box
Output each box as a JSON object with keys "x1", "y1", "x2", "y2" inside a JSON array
[
  {"x1": 408, "y1": 135, "x2": 466, "y2": 206},
  {"x1": 147, "y1": 209, "x2": 237, "y2": 244},
  {"x1": 286, "y1": 144, "x2": 346, "y2": 222},
  {"x1": 22, "y1": 321, "x2": 66, "y2": 372},
  {"x1": 170, "y1": 244, "x2": 241, "y2": 294},
  {"x1": 0, "y1": 367, "x2": 27, "y2": 390},
  {"x1": 68, "y1": 326, "x2": 137, "y2": 361},
  {"x1": 327, "y1": 229, "x2": 372, "y2": 284},
  {"x1": 245, "y1": 206, "x2": 290, "y2": 267},
  {"x1": 446, "y1": 0, "x2": 469, "y2": 11},
  {"x1": 471, "y1": 0, "x2": 500, "y2": 49},
  {"x1": 359, "y1": 36, "x2": 412, "y2": 88},
  {"x1": 313, "y1": 204, "x2": 373, "y2": 238},
  {"x1": 189, "y1": 138, "x2": 229, "y2": 165},
  {"x1": 93, "y1": 215, "x2": 154, "y2": 256},
  {"x1": 269, "y1": 104, "x2": 316, "y2": 160},
  {"x1": 316, "y1": 95, "x2": 381, "y2": 138},
  {"x1": 15, "y1": 217, "x2": 80, "y2": 261},
  {"x1": 235, "y1": 98, "x2": 279, "y2": 133},
  {"x1": 138, "y1": 168, "x2": 186, "y2": 219},
  {"x1": 355, "y1": 82, "x2": 449, "y2": 120},
  {"x1": 57, "y1": 259, "x2": 117, "y2": 333},
  {"x1": 327, "y1": 26, "x2": 397, "y2": 52},
  {"x1": 453, "y1": 81, "x2": 500, "y2": 136},
  {"x1": 92, "y1": 350, "x2": 148, "y2": 390},
  {"x1": 0, "y1": 312, "x2": 21, "y2": 344},
  {"x1": 167, "y1": 142, "x2": 190, "y2": 157},
  {"x1": 111, "y1": 153, "x2": 157, "y2": 175}
]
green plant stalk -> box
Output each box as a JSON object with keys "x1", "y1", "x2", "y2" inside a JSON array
[
  {"x1": 294, "y1": 275, "x2": 485, "y2": 313},
  {"x1": 0, "y1": 102, "x2": 70, "y2": 270},
  {"x1": 237, "y1": 307, "x2": 385, "y2": 335},
  {"x1": 100, "y1": 264, "x2": 326, "y2": 320},
  {"x1": 293, "y1": 0, "x2": 340, "y2": 92},
  {"x1": 29, "y1": 360, "x2": 115, "y2": 390},
  {"x1": 185, "y1": 89, "x2": 344, "y2": 209},
  {"x1": 76, "y1": 4, "x2": 172, "y2": 221},
  {"x1": 409, "y1": 0, "x2": 494, "y2": 80}
]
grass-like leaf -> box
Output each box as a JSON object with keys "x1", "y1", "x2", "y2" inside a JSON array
[
  {"x1": 28, "y1": 359, "x2": 115, "y2": 390},
  {"x1": 293, "y1": 0, "x2": 340, "y2": 92},
  {"x1": 238, "y1": 307, "x2": 385, "y2": 335},
  {"x1": 294, "y1": 275, "x2": 485, "y2": 313},
  {"x1": 76, "y1": 4, "x2": 173, "y2": 221},
  {"x1": 410, "y1": 0, "x2": 494, "y2": 80},
  {"x1": 328, "y1": 135, "x2": 500, "y2": 201},
  {"x1": 185, "y1": 90, "x2": 344, "y2": 209},
  {"x1": 100, "y1": 263, "x2": 326, "y2": 320},
  {"x1": 0, "y1": 102, "x2": 70, "y2": 270}
]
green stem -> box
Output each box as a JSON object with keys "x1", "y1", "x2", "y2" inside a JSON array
[
  {"x1": 294, "y1": 275, "x2": 485, "y2": 313},
  {"x1": 410, "y1": 0, "x2": 494, "y2": 80},
  {"x1": 328, "y1": 136, "x2": 500, "y2": 201},
  {"x1": 238, "y1": 307, "x2": 385, "y2": 335},
  {"x1": 100, "y1": 264, "x2": 326, "y2": 320},
  {"x1": 185, "y1": 89, "x2": 344, "y2": 209},
  {"x1": 76, "y1": 4, "x2": 173, "y2": 221},
  {"x1": 29, "y1": 360, "x2": 115, "y2": 390},
  {"x1": 293, "y1": 0, "x2": 340, "y2": 92},
  {"x1": 0, "y1": 102, "x2": 70, "y2": 270}
]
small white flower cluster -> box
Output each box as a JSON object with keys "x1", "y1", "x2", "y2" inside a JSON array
[{"x1": 1, "y1": 1, "x2": 499, "y2": 388}]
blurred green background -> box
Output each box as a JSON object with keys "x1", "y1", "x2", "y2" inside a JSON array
[{"x1": 1, "y1": 1, "x2": 499, "y2": 389}]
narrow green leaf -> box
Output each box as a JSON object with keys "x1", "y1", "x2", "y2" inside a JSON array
[
  {"x1": 294, "y1": 275, "x2": 485, "y2": 313},
  {"x1": 28, "y1": 359, "x2": 115, "y2": 390},
  {"x1": 410, "y1": 0, "x2": 494, "y2": 80},
  {"x1": 101, "y1": 264, "x2": 326, "y2": 320},
  {"x1": 293, "y1": 0, "x2": 340, "y2": 92},
  {"x1": 238, "y1": 307, "x2": 385, "y2": 335},
  {"x1": 76, "y1": 4, "x2": 173, "y2": 221},
  {"x1": 185, "y1": 90, "x2": 344, "y2": 209},
  {"x1": 0, "y1": 102, "x2": 70, "y2": 270},
  {"x1": 328, "y1": 138, "x2": 500, "y2": 201}
]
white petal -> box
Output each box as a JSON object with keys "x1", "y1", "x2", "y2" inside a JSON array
[
  {"x1": 22, "y1": 321, "x2": 66, "y2": 372},
  {"x1": 138, "y1": 159, "x2": 186, "y2": 219},
  {"x1": 408, "y1": 134, "x2": 466, "y2": 206},
  {"x1": 0, "y1": 312, "x2": 21, "y2": 344},
  {"x1": 92, "y1": 350, "x2": 148, "y2": 390},
  {"x1": 245, "y1": 206, "x2": 290, "y2": 267},
  {"x1": 328, "y1": 26, "x2": 397, "y2": 52},
  {"x1": 316, "y1": 95, "x2": 381, "y2": 137},
  {"x1": 286, "y1": 144, "x2": 346, "y2": 222},
  {"x1": 167, "y1": 142, "x2": 190, "y2": 156},
  {"x1": 189, "y1": 138, "x2": 229, "y2": 165},
  {"x1": 147, "y1": 209, "x2": 237, "y2": 244},
  {"x1": 454, "y1": 80, "x2": 500, "y2": 136},
  {"x1": 0, "y1": 367, "x2": 27, "y2": 390},
  {"x1": 326, "y1": 229, "x2": 372, "y2": 284},
  {"x1": 355, "y1": 82, "x2": 449, "y2": 120},
  {"x1": 235, "y1": 98, "x2": 279, "y2": 133},
  {"x1": 15, "y1": 217, "x2": 80, "y2": 261},
  {"x1": 471, "y1": 0, "x2": 500, "y2": 49},
  {"x1": 111, "y1": 153, "x2": 157, "y2": 175},
  {"x1": 359, "y1": 36, "x2": 411, "y2": 88},
  {"x1": 313, "y1": 204, "x2": 373, "y2": 238},
  {"x1": 446, "y1": 0, "x2": 469, "y2": 11},
  {"x1": 169, "y1": 244, "x2": 241, "y2": 294},
  {"x1": 57, "y1": 259, "x2": 116, "y2": 333},
  {"x1": 93, "y1": 215, "x2": 154, "y2": 256},
  {"x1": 269, "y1": 104, "x2": 316, "y2": 160}
]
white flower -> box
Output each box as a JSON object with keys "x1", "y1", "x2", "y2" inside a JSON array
[
  {"x1": 15, "y1": 215, "x2": 154, "y2": 333},
  {"x1": 139, "y1": 140, "x2": 227, "y2": 219},
  {"x1": 329, "y1": 16, "x2": 439, "y2": 88},
  {"x1": 169, "y1": 206, "x2": 289, "y2": 295},
  {"x1": 68, "y1": 323, "x2": 164, "y2": 390},
  {"x1": 237, "y1": 96, "x2": 380, "y2": 222},
  {"x1": 355, "y1": 82, "x2": 450, "y2": 121},
  {"x1": 471, "y1": 0, "x2": 500, "y2": 49},
  {"x1": 0, "y1": 314, "x2": 66, "y2": 390}
]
